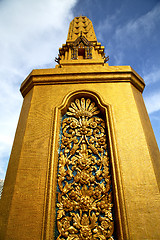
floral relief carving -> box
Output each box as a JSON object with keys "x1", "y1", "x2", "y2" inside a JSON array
[{"x1": 56, "y1": 98, "x2": 115, "y2": 240}]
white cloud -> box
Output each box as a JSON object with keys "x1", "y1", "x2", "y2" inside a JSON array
[
  {"x1": 143, "y1": 67, "x2": 160, "y2": 114},
  {"x1": 143, "y1": 68, "x2": 160, "y2": 85},
  {"x1": 0, "y1": 0, "x2": 78, "y2": 179},
  {"x1": 0, "y1": 0, "x2": 77, "y2": 69},
  {"x1": 149, "y1": 114, "x2": 160, "y2": 121},
  {"x1": 115, "y1": 3, "x2": 160, "y2": 45},
  {"x1": 96, "y1": 3, "x2": 160, "y2": 65},
  {"x1": 96, "y1": 3, "x2": 160, "y2": 49},
  {"x1": 144, "y1": 91, "x2": 160, "y2": 114}
]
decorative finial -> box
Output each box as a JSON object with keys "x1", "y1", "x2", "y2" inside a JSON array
[
  {"x1": 104, "y1": 55, "x2": 109, "y2": 63},
  {"x1": 58, "y1": 16, "x2": 108, "y2": 64},
  {"x1": 55, "y1": 54, "x2": 61, "y2": 67}
]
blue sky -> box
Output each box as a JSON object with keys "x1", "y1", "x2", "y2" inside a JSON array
[{"x1": 0, "y1": 0, "x2": 160, "y2": 179}]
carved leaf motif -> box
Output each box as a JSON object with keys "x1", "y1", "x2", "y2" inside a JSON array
[
  {"x1": 72, "y1": 213, "x2": 81, "y2": 229},
  {"x1": 58, "y1": 192, "x2": 62, "y2": 202},
  {"x1": 90, "y1": 212, "x2": 97, "y2": 228},
  {"x1": 75, "y1": 99, "x2": 81, "y2": 109},
  {"x1": 71, "y1": 102, "x2": 78, "y2": 111},
  {"x1": 81, "y1": 98, "x2": 85, "y2": 110},
  {"x1": 99, "y1": 182, "x2": 106, "y2": 193},
  {"x1": 89, "y1": 144, "x2": 99, "y2": 155},
  {"x1": 88, "y1": 102, "x2": 95, "y2": 111},
  {"x1": 57, "y1": 209, "x2": 65, "y2": 219},
  {"x1": 67, "y1": 236, "x2": 78, "y2": 240},
  {"x1": 66, "y1": 168, "x2": 73, "y2": 180},
  {"x1": 62, "y1": 182, "x2": 73, "y2": 194},
  {"x1": 81, "y1": 214, "x2": 89, "y2": 226},
  {"x1": 81, "y1": 184, "x2": 88, "y2": 195},
  {"x1": 56, "y1": 98, "x2": 114, "y2": 240},
  {"x1": 66, "y1": 236, "x2": 76, "y2": 240},
  {"x1": 68, "y1": 226, "x2": 78, "y2": 234},
  {"x1": 66, "y1": 111, "x2": 74, "y2": 116},
  {"x1": 91, "y1": 106, "x2": 98, "y2": 113},
  {"x1": 59, "y1": 152, "x2": 69, "y2": 166},
  {"x1": 98, "y1": 234, "x2": 106, "y2": 240},
  {"x1": 70, "y1": 144, "x2": 79, "y2": 155},
  {"x1": 57, "y1": 221, "x2": 63, "y2": 232},
  {"x1": 85, "y1": 98, "x2": 91, "y2": 110},
  {"x1": 96, "y1": 167, "x2": 102, "y2": 180},
  {"x1": 68, "y1": 107, "x2": 76, "y2": 113}
]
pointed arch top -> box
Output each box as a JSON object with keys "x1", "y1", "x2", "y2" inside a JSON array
[{"x1": 73, "y1": 35, "x2": 90, "y2": 47}]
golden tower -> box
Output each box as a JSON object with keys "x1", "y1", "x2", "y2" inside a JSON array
[{"x1": 0, "y1": 16, "x2": 160, "y2": 240}]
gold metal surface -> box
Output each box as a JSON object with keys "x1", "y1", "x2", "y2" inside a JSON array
[
  {"x1": 67, "y1": 16, "x2": 97, "y2": 42},
  {"x1": 0, "y1": 16, "x2": 160, "y2": 240},
  {"x1": 58, "y1": 16, "x2": 106, "y2": 64},
  {"x1": 56, "y1": 98, "x2": 114, "y2": 239}
]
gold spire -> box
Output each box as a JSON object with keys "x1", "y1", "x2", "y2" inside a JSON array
[
  {"x1": 67, "y1": 16, "x2": 97, "y2": 42},
  {"x1": 57, "y1": 16, "x2": 107, "y2": 66}
]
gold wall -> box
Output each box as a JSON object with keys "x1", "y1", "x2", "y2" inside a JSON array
[{"x1": 0, "y1": 63, "x2": 160, "y2": 239}]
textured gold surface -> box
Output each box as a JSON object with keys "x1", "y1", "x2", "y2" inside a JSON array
[
  {"x1": 20, "y1": 65, "x2": 145, "y2": 97},
  {"x1": 56, "y1": 98, "x2": 114, "y2": 239},
  {"x1": 58, "y1": 16, "x2": 106, "y2": 65},
  {"x1": 0, "y1": 16, "x2": 160, "y2": 240},
  {"x1": 67, "y1": 16, "x2": 97, "y2": 42}
]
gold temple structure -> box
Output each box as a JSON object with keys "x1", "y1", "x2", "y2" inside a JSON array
[{"x1": 0, "y1": 16, "x2": 160, "y2": 240}]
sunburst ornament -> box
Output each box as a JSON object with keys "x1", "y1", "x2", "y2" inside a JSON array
[{"x1": 67, "y1": 98, "x2": 100, "y2": 118}]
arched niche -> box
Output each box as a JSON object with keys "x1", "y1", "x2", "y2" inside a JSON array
[{"x1": 43, "y1": 90, "x2": 129, "y2": 240}]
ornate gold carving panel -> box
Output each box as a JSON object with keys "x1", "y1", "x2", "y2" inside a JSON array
[{"x1": 56, "y1": 98, "x2": 115, "y2": 239}]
